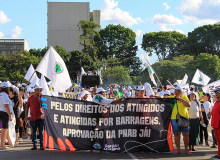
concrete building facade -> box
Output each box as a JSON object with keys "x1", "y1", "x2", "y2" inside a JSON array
[
  {"x1": 47, "y1": 2, "x2": 101, "y2": 52},
  {"x1": 0, "y1": 39, "x2": 29, "y2": 54}
]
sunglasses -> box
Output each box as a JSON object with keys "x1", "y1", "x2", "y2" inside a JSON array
[{"x1": 38, "y1": 89, "x2": 42, "y2": 92}]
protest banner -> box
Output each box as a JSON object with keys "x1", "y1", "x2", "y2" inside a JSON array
[
  {"x1": 41, "y1": 96, "x2": 175, "y2": 153},
  {"x1": 63, "y1": 92, "x2": 80, "y2": 99},
  {"x1": 202, "y1": 79, "x2": 220, "y2": 95}
]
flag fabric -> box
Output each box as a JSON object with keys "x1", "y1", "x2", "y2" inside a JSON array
[
  {"x1": 143, "y1": 55, "x2": 157, "y2": 86},
  {"x1": 192, "y1": 69, "x2": 211, "y2": 86},
  {"x1": 39, "y1": 74, "x2": 51, "y2": 96},
  {"x1": 81, "y1": 67, "x2": 86, "y2": 75},
  {"x1": 36, "y1": 46, "x2": 72, "y2": 92},
  {"x1": 24, "y1": 64, "x2": 37, "y2": 82},
  {"x1": 180, "y1": 74, "x2": 188, "y2": 87},
  {"x1": 27, "y1": 76, "x2": 39, "y2": 89},
  {"x1": 98, "y1": 70, "x2": 103, "y2": 84}
]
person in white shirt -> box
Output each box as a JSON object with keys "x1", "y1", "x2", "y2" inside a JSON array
[
  {"x1": 124, "y1": 86, "x2": 131, "y2": 98},
  {"x1": 200, "y1": 93, "x2": 211, "y2": 146},
  {"x1": 188, "y1": 91, "x2": 203, "y2": 151},
  {"x1": 0, "y1": 82, "x2": 13, "y2": 149}
]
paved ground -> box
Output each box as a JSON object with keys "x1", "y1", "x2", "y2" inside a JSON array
[{"x1": 0, "y1": 133, "x2": 219, "y2": 160}]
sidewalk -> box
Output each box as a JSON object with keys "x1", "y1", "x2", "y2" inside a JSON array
[{"x1": 0, "y1": 133, "x2": 218, "y2": 160}]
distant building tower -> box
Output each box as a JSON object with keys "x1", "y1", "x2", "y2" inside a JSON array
[
  {"x1": 0, "y1": 39, "x2": 29, "y2": 54},
  {"x1": 47, "y1": 2, "x2": 101, "y2": 52}
]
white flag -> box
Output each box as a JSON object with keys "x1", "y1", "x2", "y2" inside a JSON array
[
  {"x1": 192, "y1": 69, "x2": 211, "y2": 86},
  {"x1": 24, "y1": 64, "x2": 37, "y2": 82},
  {"x1": 27, "y1": 76, "x2": 39, "y2": 89},
  {"x1": 39, "y1": 74, "x2": 51, "y2": 96},
  {"x1": 143, "y1": 55, "x2": 157, "y2": 86},
  {"x1": 81, "y1": 67, "x2": 86, "y2": 75},
  {"x1": 98, "y1": 70, "x2": 103, "y2": 84},
  {"x1": 36, "y1": 46, "x2": 71, "y2": 92},
  {"x1": 180, "y1": 74, "x2": 188, "y2": 87},
  {"x1": 202, "y1": 79, "x2": 220, "y2": 95}
]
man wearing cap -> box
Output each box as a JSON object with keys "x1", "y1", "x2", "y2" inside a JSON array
[
  {"x1": 25, "y1": 85, "x2": 44, "y2": 150},
  {"x1": 211, "y1": 88, "x2": 220, "y2": 159},
  {"x1": 94, "y1": 88, "x2": 123, "y2": 107},
  {"x1": 136, "y1": 86, "x2": 148, "y2": 98}
]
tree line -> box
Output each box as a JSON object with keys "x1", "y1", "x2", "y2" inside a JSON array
[{"x1": 1, "y1": 21, "x2": 220, "y2": 87}]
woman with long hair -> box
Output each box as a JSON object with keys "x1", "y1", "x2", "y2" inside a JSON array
[{"x1": 188, "y1": 91, "x2": 203, "y2": 151}]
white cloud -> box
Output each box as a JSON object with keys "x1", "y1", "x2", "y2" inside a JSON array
[
  {"x1": 11, "y1": 26, "x2": 23, "y2": 38},
  {"x1": 177, "y1": 0, "x2": 220, "y2": 24},
  {"x1": 138, "y1": 45, "x2": 142, "y2": 49},
  {"x1": 0, "y1": 11, "x2": 11, "y2": 24},
  {"x1": 160, "y1": 25, "x2": 184, "y2": 34},
  {"x1": 0, "y1": 32, "x2": 4, "y2": 38},
  {"x1": 163, "y1": 2, "x2": 170, "y2": 10},
  {"x1": 135, "y1": 29, "x2": 143, "y2": 37},
  {"x1": 152, "y1": 14, "x2": 183, "y2": 26},
  {"x1": 101, "y1": 0, "x2": 143, "y2": 26}
]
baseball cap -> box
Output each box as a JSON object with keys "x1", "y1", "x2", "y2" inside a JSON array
[
  {"x1": 1, "y1": 82, "x2": 9, "y2": 88},
  {"x1": 173, "y1": 82, "x2": 178, "y2": 86},
  {"x1": 96, "y1": 88, "x2": 106, "y2": 93},
  {"x1": 190, "y1": 85, "x2": 195, "y2": 89},
  {"x1": 28, "y1": 88, "x2": 34, "y2": 93},
  {"x1": 22, "y1": 83, "x2": 26, "y2": 86},
  {"x1": 189, "y1": 91, "x2": 196, "y2": 95},
  {"x1": 175, "y1": 86, "x2": 183, "y2": 91},
  {"x1": 214, "y1": 88, "x2": 220, "y2": 93},
  {"x1": 164, "y1": 90, "x2": 170, "y2": 95},
  {"x1": 89, "y1": 87, "x2": 94, "y2": 92},
  {"x1": 137, "y1": 85, "x2": 145, "y2": 91},
  {"x1": 34, "y1": 85, "x2": 43, "y2": 90},
  {"x1": 170, "y1": 89, "x2": 174, "y2": 94}
]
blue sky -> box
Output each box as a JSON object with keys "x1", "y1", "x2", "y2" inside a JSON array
[{"x1": 1, "y1": 0, "x2": 220, "y2": 64}]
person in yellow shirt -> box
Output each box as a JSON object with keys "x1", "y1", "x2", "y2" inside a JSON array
[
  {"x1": 151, "y1": 86, "x2": 191, "y2": 154},
  {"x1": 170, "y1": 86, "x2": 191, "y2": 155}
]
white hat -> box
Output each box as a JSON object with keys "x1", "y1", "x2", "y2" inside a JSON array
[
  {"x1": 170, "y1": 89, "x2": 174, "y2": 94},
  {"x1": 154, "y1": 90, "x2": 157, "y2": 93},
  {"x1": 137, "y1": 85, "x2": 145, "y2": 91},
  {"x1": 34, "y1": 85, "x2": 43, "y2": 90},
  {"x1": 96, "y1": 88, "x2": 106, "y2": 93},
  {"x1": 128, "y1": 86, "x2": 132, "y2": 90},
  {"x1": 173, "y1": 82, "x2": 178, "y2": 86},
  {"x1": 83, "y1": 91, "x2": 90, "y2": 96},
  {"x1": 0, "y1": 81, "x2": 2, "y2": 84},
  {"x1": 1, "y1": 82, "x2": 9, "y2": 88},
  {"x1": 28, "y1": 88, "x2": 34, "y2": 93},
  {"x1": 89, "y1": 87, "x2": 94, "y2": 92},
  {"x1": 18, "y1": 84, "x2": 22, "y2": 88},
  {"x1": 22, "y1": 83, "x2": 26, "y2": 86},
  {"x1": 175, "y1": 86, "x2": 182, "y2": 91},
  {"x1": 190, "y1": 85, "x2": 195, "y2": 89},
  {"x1": 164, "y1": 90, "x2": 170, "y2": 95},
  {"x1": 189, "y1": 91, "x2": 196, "y2": 95},
  {"x1": 113, "y1": 89, "x2": 118, "y2": 92}
]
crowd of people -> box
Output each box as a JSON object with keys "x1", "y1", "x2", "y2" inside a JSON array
[{"x1": 0, "y1": 80, "x2": 220, "y2": 159}]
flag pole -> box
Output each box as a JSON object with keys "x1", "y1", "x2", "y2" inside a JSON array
[
  {"x1": 27, "y1": 71, "x2": 36, "y2": 85},
  {"x1": 144, "y1": 55, "x2": 163, "y2": 87}
]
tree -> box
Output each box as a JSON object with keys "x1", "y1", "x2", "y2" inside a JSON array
[
  {"x1": 97, "y1": 24, "x2": 138, "y2": 69},
  {"x1": 142, "y1": 31, "x2": 187, "y2": 61},
  {"x1": 77, "y1": 20, "x2": 101, "y2": 57},
  {"x1": 101, "y1": 57, "x2": 132, "y2": 87},
  {"x1": 195, "y1": 53, "x2": 220, "y2": 81},
  {"x1": 68, "y1": 50, "x2": 97, "y2": 81},
  {"x1": 0, "y1": 51, "x2": 40, "y2": 81},
  {"x1": 187, "y1": 24, "x2": 220, "y2": 57}
]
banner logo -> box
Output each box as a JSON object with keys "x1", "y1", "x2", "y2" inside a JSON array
[
  {"x1": 93, "y1": 143, "x2": 102, "y2": 149},
  {"x1": 55, "y1": 62, "x2": 63, "y2": 74}
]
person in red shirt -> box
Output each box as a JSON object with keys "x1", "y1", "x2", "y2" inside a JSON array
[
  {"x1": 211, "y1": 88, "x2": 220, "y2": 159},
  {"x1": 25, "y1": 85, "x2": 44, "y2": 150}
]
